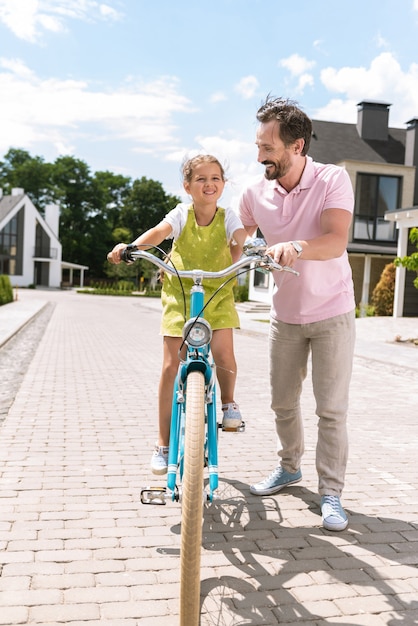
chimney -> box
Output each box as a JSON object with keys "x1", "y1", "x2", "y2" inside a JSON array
[
  {"x1": 11, "y1": 187, "x2": 25, "y2": 196},
  {"x1": 356, "y1": 100, "x2": 391, "y2": 141},
  {"x1": 405, "y1": 117, "x2": 418, "y2": 205},
  {"x1": 44, "y1": 203, "x2": 60, "y2": 237}
]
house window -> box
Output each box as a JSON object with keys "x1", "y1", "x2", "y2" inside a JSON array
[
  {"x1": 354, "y1": 173, "x2": 399, "y2": 242},
  {"x1": 0, "y1": 210, "x2": 23, "y2": 275},
  {"x1": 35, "y1": 221, "x2": 51, "y2": 258}
]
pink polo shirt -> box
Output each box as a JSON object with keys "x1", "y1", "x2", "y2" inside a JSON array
[{"x1": 239, "y1": 157, "x2": 355, "y2": 324}]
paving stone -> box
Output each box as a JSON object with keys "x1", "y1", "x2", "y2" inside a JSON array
[{"x1": 0, "y1": 289, "x2": 417, "y2": 625}]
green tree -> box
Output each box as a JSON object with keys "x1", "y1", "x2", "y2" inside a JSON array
[
  {"x1": 0, "y1": 148, "x2": 53, "y2": 209},
  {"x1": 0, "y1": 148, "x2": 180, "y2": 280},
  {"x1": 394, "y1": 227, "x2": 418, "y2": 289},
  {"x1": 90, "y1": 172, "x2": 133, "y2": 277},
  {"x1": 93, "y1": 171, "x2": 132, "y2": 233},
  {"x1": 51, "y1": 155, "x2": 97, "y2": 270}
]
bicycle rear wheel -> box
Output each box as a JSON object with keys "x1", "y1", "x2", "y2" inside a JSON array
[{"x1": 180, "y1": 369, "x2": 205, "y2": 626}]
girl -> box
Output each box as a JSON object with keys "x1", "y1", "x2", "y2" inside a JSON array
[{"x1": 108, "y1": 155, "x2": 248, "y2": 474}]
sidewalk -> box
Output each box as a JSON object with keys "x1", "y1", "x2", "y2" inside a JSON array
[
  {"x1": 2, "y1": 288, "x2": 418, "y2": 369},
  {"x1": 0, "y1": 288, "x2": 417, "y2": 625},
  {"x1": 0, "y1": 290, "x2": 48, "y2": 348}
]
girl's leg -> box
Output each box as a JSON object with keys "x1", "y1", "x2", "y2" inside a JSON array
[
  {"x1": 157, "y1": 336, "x2": 183, "y2": 446},
  {"x1": 211, "y1": 328, "x2": 237, "y2": 405}
]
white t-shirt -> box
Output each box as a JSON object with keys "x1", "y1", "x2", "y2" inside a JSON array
[{"x1": 163, "y1": 203, "x2": 244, "y2": 241}]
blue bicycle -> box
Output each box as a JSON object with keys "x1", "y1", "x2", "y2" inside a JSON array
[{"x1": 122, "y1": 238, "x2": 298, "y2": 626}]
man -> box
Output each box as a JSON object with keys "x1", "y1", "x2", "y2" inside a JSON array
[{"x1": 239, "y1": 96, "x2": 356, "y2": 531}]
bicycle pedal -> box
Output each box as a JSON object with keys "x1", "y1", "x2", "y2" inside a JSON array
[
  {"x1": 221, "y1": 420, "x2": 245, "y2": 433},
  {"x1": 140, "y1": 486, "x2": 167, "y2": 505}
]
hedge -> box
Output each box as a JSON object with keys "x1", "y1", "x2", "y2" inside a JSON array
[{"x1": 0, "y1": 275, "x2": 14, "y2": 306}]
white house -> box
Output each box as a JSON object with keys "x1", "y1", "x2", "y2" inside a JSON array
[
  {"x1": 384, "y1": 205, "x2": 418, "y2": 317},
  {"x1": 0, "y1": 188, "x2": 88, "y2": 288}
]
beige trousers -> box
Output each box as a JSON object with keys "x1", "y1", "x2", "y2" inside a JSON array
[{"x1": 269, "y1": 310, "x2": 356, "y2": 496}]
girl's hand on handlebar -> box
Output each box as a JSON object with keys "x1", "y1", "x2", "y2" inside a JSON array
[{"x1": 107, "y1": 243, "x2": 128, "y2": 265}]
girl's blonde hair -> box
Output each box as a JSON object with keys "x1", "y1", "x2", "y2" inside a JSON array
[{"x1": 181, "y1": 154, "x2": 227, "y2": 184}]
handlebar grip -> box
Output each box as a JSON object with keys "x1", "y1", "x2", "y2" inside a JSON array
[{"x1": 121, "y1": 244, "x2": 138, "y2": 263}]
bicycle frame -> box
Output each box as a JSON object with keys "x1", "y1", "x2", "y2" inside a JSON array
[{"x1": 166, "y1": 276, "x2": 220, "y2": 501}]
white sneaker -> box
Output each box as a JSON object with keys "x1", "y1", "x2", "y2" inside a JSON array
[
  {"x1": 150, "y1": 444, "x2": 169, "y2": 475},
  {"x1": 222, "y1": 402, "x2": 242, "y2": 430}
]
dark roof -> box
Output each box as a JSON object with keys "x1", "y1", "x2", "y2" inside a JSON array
[
  {"x1": 0, "y1": 194, "x2": 24, "y2": 223},
  {"x1": 309, "y1": 120, "x2": 406, "y2": 166}
]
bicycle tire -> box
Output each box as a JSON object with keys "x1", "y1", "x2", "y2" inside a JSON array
[{"x1": 180, "y1": 369, "x2": 205, "y2": 626}]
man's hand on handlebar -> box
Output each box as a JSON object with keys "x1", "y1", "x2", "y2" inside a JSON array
[{"x1": 266, "y1": 242, "x2": 300, "y2": 269}]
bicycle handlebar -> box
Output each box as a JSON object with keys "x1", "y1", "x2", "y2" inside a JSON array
[{"x1": 121, "y1": 237, "x2": 299, "y2": 278}]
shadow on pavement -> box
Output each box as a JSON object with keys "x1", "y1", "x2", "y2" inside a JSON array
[{"x1": 199, "y1": 478, "x2": 417, "y2": 625}]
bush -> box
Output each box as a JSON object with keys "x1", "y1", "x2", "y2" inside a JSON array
[
  {"x1": 116, "y1": 280, "x2": 135, "y2": 292},
  {"x1": 394, "y1": 226, "x2": 418, "y2": 290},
  {"x1": 371, "y1": 262, "x2": 395, "y2": 316},
  {"x1": 0, "y1": 275, "x2": 14, "y2": 306},
  {"x1": 355, "y1": 304, "x2": 375, "y2": 318},
  {"x1": 233, "y1": 277, "x2": 249, "y2": 303}
]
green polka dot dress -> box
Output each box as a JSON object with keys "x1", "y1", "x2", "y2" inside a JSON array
[{"x1": 161, "y1": 206, "x2": 240, "y2": 336}]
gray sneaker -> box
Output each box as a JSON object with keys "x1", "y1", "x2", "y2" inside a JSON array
[
  {"x1": 320, "y1": 495, "x2": 348, "y2": 531},
  {"x1": 250, "y1": 466, "x2": 302, "y2": 495}
]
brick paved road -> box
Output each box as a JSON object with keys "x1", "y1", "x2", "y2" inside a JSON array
[{"x1": 0, "y1": 290, "x2": 417, "y2": 625}]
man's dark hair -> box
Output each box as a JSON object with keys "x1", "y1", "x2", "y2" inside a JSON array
[{"x1": 256, "y1": 96, "x2": 312, "y2": 155}]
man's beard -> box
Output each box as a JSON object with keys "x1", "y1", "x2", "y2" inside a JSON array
[{"x1": 263, "y1": 158, "x2": 290, "y2": 181}]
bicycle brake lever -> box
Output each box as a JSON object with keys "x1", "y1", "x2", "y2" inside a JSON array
[
  {"x1": 269, "y1": 259, "x2": 300, "y2": 276},
  {"x1": 257, "y1": 255, "x2": 299, "y2": 276}
]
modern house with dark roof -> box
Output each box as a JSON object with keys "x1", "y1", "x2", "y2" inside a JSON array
[
  {"x1": 248, "y1": 100, "x2": 418, "y2": 317},
  {"x1": 0, "y1": 188, "x2": 88, "y2": 288}
]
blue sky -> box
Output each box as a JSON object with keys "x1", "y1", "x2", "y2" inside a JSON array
[{"x1": 1, "y1": 0, "x2": 418, "y2": 209}]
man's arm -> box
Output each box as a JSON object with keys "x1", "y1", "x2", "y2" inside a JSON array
[{"x1": 266, "y1": 208, "x2": 352, "y2": 267}]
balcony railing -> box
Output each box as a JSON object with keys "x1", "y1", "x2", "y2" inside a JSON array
[{"x1": 33, "y1": 247, "x2": 58, "y2": 259}]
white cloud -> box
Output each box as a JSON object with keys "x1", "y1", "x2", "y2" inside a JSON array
[
  {"x1": 313, "y1": 98, "x2": 358, "y2": 124},
  {"x1": 279, "y1": 54, "x2": 315, "y2": 94},
  {"x1": 314, "y1": 52, "x2": 418, "y2": 126},
  {"x1": 280, "y1": 53, "x2": 316, "y2": 76},
  {"x1": 0, "y1": 0, "x2": 122, "y2": 43},
  {"x1": 0, "y1": 58, "x2": 195, "y2": 156},
  {"x1": 210, "y1": 91, "x2": 227, "y2": 103},
  {"x1": 99, "y1": 4, "x2": 121, "y2": 20},
  {"x1": 296, "y1": 73, "x2": 314, "y2": 93},
  {"x1": 234, "y1": 75, "x2": 259, "y2": 99},
  {"x1": 375, "y1": 32, "x2": 389, "y2": 49}
]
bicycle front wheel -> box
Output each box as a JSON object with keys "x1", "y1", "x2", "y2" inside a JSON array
[{"x1": 180, "y1": 369, "x2": 205, "y2": 626}]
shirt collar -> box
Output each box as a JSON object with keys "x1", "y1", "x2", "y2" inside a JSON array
[{"x1": 271, "y1": 155, "x2": 314, "y2": 194}]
